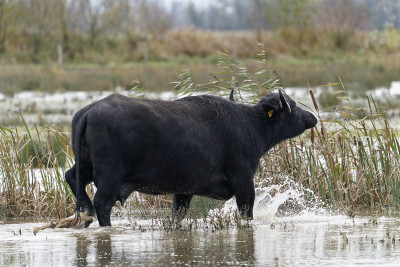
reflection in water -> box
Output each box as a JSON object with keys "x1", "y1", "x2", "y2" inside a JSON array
[
  {"x1": 76, "y1": 235, "x2": 90, "y2": 266},
  {"x1": 236, "y1": 229, "x2": 256, "y2": 264},
  {"x1": 157, "y1": 228, "x2": 255, "y2": 265},
  {"x1": 72, "y1": 228, "x2": 256, "y2": 266},
  {"x1": 1, "y1": 217, "x2": 400, "y2": 266},
  {"x1": 75, "y1": 232, "x2": 137, "y2": 266},
  {"x1": 95, "y1": 234, "x2": 112, "y2": 266}
]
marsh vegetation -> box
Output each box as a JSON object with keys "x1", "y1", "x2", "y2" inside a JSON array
[{"x1": 1, "y1": 46, "x2": 400, "y2": 223}]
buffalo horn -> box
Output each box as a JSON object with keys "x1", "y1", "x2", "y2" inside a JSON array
[
  {"x1": 279, "y1": 89, "x2": 291, "y2": 113},
  {"x1": 229, "y1": 89, "x2": 235, "y2": 102}
]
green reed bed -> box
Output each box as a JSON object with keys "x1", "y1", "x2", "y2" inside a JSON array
[
  {"x1": 261, "y1": 95, "x2": 400, "y2": 213},
  {"x1": 0, "y1": 116, "x2": 75, "y2": 219},
  {"x1": 2, "y1": 45, "x2": 400, "y2": 220},
  {"x1": 2, "y1": 96, "x2": 398, "y2": 220}
]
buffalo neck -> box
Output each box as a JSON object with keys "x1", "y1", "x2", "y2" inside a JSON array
[
  {"x1": 255, "y1": 103, "x2": 285, "y2": 153},
  {"x1": 237, "y1": 104, "x2": 278, "y2": 157}
]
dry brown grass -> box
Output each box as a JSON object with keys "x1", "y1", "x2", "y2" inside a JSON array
[
  {"x1": 0, "y1": 120, "x2": 75, "y2": 219},
  {"x1": 2, "y1": 44, "x2": 400, "y2": 221}
]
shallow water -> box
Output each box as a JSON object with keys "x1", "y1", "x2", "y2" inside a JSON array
[
  {"x1": 2, "y1": 178, "x2": 400, "y2": 266},
  {"x1": 1, "y1": 215, "x2": 400, "y2": 266}
]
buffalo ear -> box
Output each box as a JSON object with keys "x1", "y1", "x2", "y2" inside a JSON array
[
  {"x1": 279, "y1": 89, "x2": 291, "y2": 113},
  {"x1": 262, "y1": 104, "x2": 276, "y2": 119}
]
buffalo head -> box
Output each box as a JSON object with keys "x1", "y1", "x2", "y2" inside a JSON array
[{"x1": 257, "y1": 89, "x2": 317, "y2": 146}]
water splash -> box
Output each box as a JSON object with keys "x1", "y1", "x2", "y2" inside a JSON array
[{"x1": 220, "y1": 176, "x2": 325, "y2": 220}]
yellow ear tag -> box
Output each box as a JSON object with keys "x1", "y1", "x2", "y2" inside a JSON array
[{"x1": 268, "y1": 109, "x2": 274, "y2": 117}]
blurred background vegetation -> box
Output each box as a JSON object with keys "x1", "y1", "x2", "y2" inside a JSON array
[
  {"x1": 0, "y1": 0, "x2": 399, "y2": 95},
  {"x1": 0, "y1": 0, "x2": 400, "y2": 95}
]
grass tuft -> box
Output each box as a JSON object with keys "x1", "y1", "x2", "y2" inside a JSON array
[{"x1": 0, "y1": 118, "x2": 75, "y2": 219}]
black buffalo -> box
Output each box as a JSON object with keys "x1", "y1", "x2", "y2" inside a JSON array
[{"x1": 65, "y1": 89, "x2": 317, "y2": 227}]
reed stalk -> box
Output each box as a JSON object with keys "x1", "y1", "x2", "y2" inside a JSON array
[{"x1": 0, "y1": 115, "x2": 75, "y2": 219}]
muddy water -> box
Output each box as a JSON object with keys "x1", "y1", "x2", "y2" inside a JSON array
[
  {"x1": 1, "y1": 180, "x2": 400, "y2": 266},
  {"x1": 1, "y1": 215, "x2": 400, "y2": 266}
]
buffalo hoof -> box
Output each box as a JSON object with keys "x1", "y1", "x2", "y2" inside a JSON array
[
  {"x1": 69, "y1": 210, "x2": 95, "y2": 228},
  {"x1": 41, "y1": 211, "x2": 95, "y2": 229}
]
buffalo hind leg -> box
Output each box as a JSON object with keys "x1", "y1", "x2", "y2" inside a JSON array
[
  {"x1": 172, "y1": 194, "x2": 193, "y2": 221},
  {"x1": 65, "y1": 165, "x2": 95, "y2": 228}
]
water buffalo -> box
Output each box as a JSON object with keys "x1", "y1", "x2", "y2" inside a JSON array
[{"x1": 65, "y1": 89, "x2": 317, "y2": 227}]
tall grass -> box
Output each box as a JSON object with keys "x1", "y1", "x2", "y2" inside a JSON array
[
  {"x1": 262, "y1": 95, "x2": 400, "y2": 212},
  {"x1": 0, "y1": 115, "x2": 75, "y2": 219},
  {"x1": 1, "y1": 44, "x2": 400, "y2": 221}
]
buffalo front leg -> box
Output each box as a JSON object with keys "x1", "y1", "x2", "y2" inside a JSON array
[
  {"x1": 93, "y1": 176, "x2": 122, "y2": 227},
  {"x1": 172, "y1": 194, "x2": 193, "y2": 220},
  {"x1": 234, "y1": 179, "x2": 255, "y2": 219}
]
